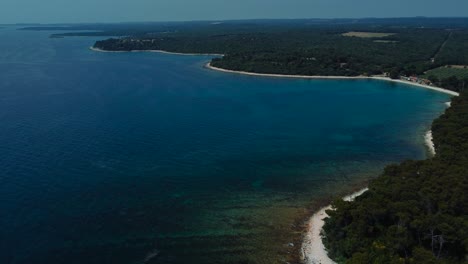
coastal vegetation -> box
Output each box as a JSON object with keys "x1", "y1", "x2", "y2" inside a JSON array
[
  {"x1": 322, "y1": 91, "x2": 468, "y2": 263},
  {"x1": 423, "y1": 66, "x2": 468, "y2": 92}
]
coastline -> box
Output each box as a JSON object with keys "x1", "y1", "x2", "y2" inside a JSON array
[
  {"x1": 424, "y1": 101, "x2": 453, "y2": 157},
  {"x1": 301, "y1": 126, "x2": 439, "y2": 264},
  {"x1": 425, "y1": 131, "x2": 436, "y2": 156},
  {"x1": 205, "y1": 63, "x2": 460, "y2": 96},
  {"x1": 89, "y1": 46, "x2": 224, "y2": 57},
  {"x1": 301, "y1": 188, "x2": 369, "y2": 264}
]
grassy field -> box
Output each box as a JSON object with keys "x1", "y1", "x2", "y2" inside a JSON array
[
  {"x1": 422, "y1": 65, "x2": 468, "y2": 79},
  {"x1": 342, "y1": 32, "x2": 395, "y2": 38}
]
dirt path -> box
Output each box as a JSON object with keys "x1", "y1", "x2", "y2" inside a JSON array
[{"x1": 431, "y1": 31, "x2": 453, "y2": 63}]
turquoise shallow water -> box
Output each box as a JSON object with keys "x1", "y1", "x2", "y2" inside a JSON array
[{"x1": 0, "y1": 28, "x2": 452, "y2": 264}]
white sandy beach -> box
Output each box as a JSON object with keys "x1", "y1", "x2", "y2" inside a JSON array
[
  {"x1": 301, "y1": 188, "x2": 369, "y2": 264},
  {"x1": 425, "y1": 131, "x2": 436, "y2": 156},
  {"x1": 298, "y1": 101, "x2": 452, "y2": 264},
  {"x1": 89, "y1": 46, "x2": 459, "y2": 97},
  {"x1": 89, "y1": 46, "x2": 224, "y2": 56}
]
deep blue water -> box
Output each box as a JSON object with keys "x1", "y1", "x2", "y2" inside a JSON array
[{"x1": 0, "y1": 28, "x2": 451, "y2": 264}]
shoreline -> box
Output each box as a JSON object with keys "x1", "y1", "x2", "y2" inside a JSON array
[
  {"x1": 88, "y1": 46, "x2": 459, "y2": 97},
  {"x1": 301, "y1": 188, "x2": 369, "y2": 264},
  {"x1": 89, "y1": 46, "x2": 224, "y2": 57},
  {"x1": 425, "y1": 131, "x2": 436, "y2": 156},
  {"x1": 205, "y1": 63, "x2": 460, "y2": 96}
]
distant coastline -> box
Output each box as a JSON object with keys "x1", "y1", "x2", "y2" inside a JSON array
[
  {"x1": 205, "y1": 62, "x2": 460, "y2": 96},
  {"x1": 301, "y1": 188, "x2": 369, "y2": 264},
  {"x1": 89, "y1": 46, "x2": 224, "y2": 57}
]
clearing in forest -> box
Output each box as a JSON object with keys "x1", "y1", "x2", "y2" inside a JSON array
[{"x1": 342, "y1": 31, "x2": 395, "y2": 38}]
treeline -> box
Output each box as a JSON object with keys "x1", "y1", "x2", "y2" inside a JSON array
[
  {"x1": 322, "y1": 92, "x2": 468, "y2": 263},
  {"x1": 436, "y1": 32, "x2": 468, "y2": 66},
  {"x1": 209, "y1": 28, "x2": 440, "y2": 77}
]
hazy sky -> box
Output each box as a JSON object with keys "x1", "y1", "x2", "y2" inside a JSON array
[{"x1": 2, "y1": 0, "x2": 468, "y2": 24}]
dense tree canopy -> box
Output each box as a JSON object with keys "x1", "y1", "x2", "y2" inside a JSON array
[{"x1": 94, "y1": 28, "x2": 456, "y2": 77}]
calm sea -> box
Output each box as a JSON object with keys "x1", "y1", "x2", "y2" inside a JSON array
[{"x1": 0, "y1": 27, "x2": 451, "y2": 264}]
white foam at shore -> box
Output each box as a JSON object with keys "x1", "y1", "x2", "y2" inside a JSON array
[{"x1": 425, "y1": 101, "x2": 452, "y2": 157}]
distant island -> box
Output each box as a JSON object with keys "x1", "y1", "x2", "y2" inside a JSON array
[{"x1": 23, "y1": 18, "x2": 468, "y2": 263}]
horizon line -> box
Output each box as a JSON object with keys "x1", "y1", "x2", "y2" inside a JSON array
[{"x1": 3, "y1": 16, "x2": 468, "y2": 26}]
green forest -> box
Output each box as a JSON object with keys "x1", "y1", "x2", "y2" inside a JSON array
[
  {"x1": 323, "y1": 91, "x2": 468, "y2": 263},
  {"x1": 93, "y1": 27, "x2": 465, "y2": 78},
  {"x1": 423, "y1": 66, "x2": 468, "y2": 92}
]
